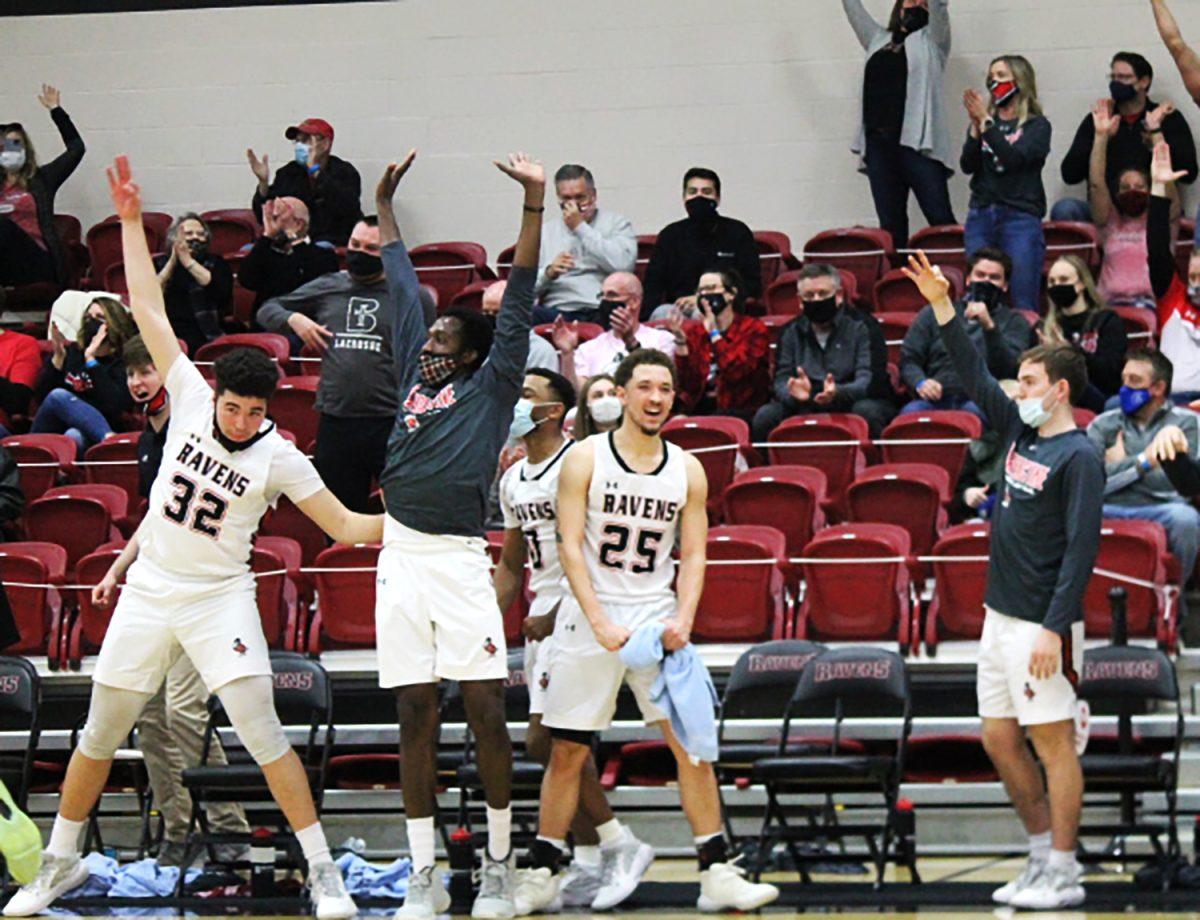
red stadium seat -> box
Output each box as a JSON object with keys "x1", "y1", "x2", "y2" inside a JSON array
[
  {"x1": 754, "y1": 231, "x2": 799, "y2": 288},
  {"x1": 878, "y1": 411, "x2": 983, "y2": 485},
  {"x1": 448, "y1": 280, "x2": 495, "y2": 313},
  {"x1": 1074, "y1": 407, "x2": 1096, "y2": 429},
  {"x1": 846, "y1": 463, "x2": 950, "y2": 561},
  {"x1": 722, "y1": 466, "x2": 828, "y2": 587},
  {"x1": 693, "y1": 525, "x2": 789, "y2": 642},
  {"x1": 307, "y1": 543, "x2": 381, "y2": 652},
  {"x1": 66, "y1": 545, "x2": 125, "y2": 665},
  {"x1": 802, "y1": 227, "x2": 894, "y2": 305},
  {"x1": 82, "y1": 433, "x2": 143, "y2": 518},
  {"x1": 495, "y1": 244, "x2": 517, "y2": 279},
  {"x1": 635, "y1": 234, "x2": 657, "y2": 282},
  {"x1": 765, "y1": 414, "x2": 869, "y2": 519},
  {"x1": 923, "y1": 523, "x2": 990, "y2": 653},
  {"x1": 762, "y1": 269, "x2": 859, "y2": 316},
  {"x1": 27, "y1": 491, "x2": 118, "y2": 575},
  {"x1": 0, "y1": 542, "x2": 68, "y2": 663},
  {"x1": 872, "y1": 266, "x2": 963, "y2": 314},
  {"x1": 662, "y1": 416, "x2": 750, "y2": 520},
  {"x1": 271, "y1": 377, "x2": 320, "y2": 454},
  {"x1": 486, "y1": 531, "x2": 530, "y2": 647},
  {"x1": 252, "y1": 539, "x2": 301, "y2": 651},
  {"x1": 409, "y1": 242, "x2": 496, "y2": 306},
  {"x1": 1112, "y1": 306, "x2": 1157, "y2": 350},
  {"x1": 194, "y1": 333, "x2": 291, "y2": 381},
  {"x1": 796, "y1": 523, "x2": 915, "y2": 650},
  {"x1": 875, "y1": 311, "x2": 916, "y2": 367},
  {"x1": 199, "y1": 209, "x2": 260, "y2": 256},
  {"x1": 2, "y1": 434, "x2": 76, "y2": 501},
  {"x1": 52, "y1": 213, "x2": 82, "y2": 246},
  {"x1": 1086, "y1": 520, "x2": 1176, "y2": 647},
  {"x1": 1043, "y1": 221, "x2": 1100, "y2": 270},
  {"x1": 294, "y1": 343, "x2": 323, "y2": 378},
  {"x1": 262, "y1": 495, "x2": 327, "y2": 571},
  {"x1": 907, "y1": 224, "x2": 967, "y2": 273},
  {"x1": 85, "y1": 213, "x2": 169, "y2": 286}
]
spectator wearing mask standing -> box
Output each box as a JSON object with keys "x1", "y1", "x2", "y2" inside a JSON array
[
  {"x1": 238, "y1": 197, "x2": 339, "y2": 316},
  {"x1": 900, "y1": 246, "x2": 1031, "y2": 419},
  {"x1": 483, "y1": 281, "x2": 558, "y2": 372},
  {"x1": 533, "y1": 165, "x2": 636, "y2": 325},
  {"x1": 247, "y1": 118, "x2": 362, "y2": 247},
  {"x1": 642, "y1": 168, "x2": 761, "y2": 318},
  {"x1": 1, "y1": 84, "x2": 84, "y2": 296},
  {"x1": 1055, "y1": 52, "x2": 1196, "y2": 224},
  {"x1": 257, "y1": 216, "x2": 409, "y2": 513},
  {"x1": 153, "y1": 213, "x2": 233, "y2": 357},
  {"x1": 843, "y1": 0, "x2": 955, "y2": 249},
  {"x1": 961, "y1": 55, "x2": 1052, "y2": 312}
]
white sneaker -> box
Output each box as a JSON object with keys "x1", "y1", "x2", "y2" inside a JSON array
[
  {"x1": 558, "y1": 861, "x2": 602, "y2": 908},
  {"x1": 697, "y1": 859, "x2": 779, "y2": 913},
  {"x1": 1075, "y1": 700, "x2": 1091, "y2": 757},
  {"x1": 1008, "y1": 860, "x2": 1086, "y2": 910},
  {"x1": 992, "y1": 854, "x2": 1047, "y2": 905},
  {"x1": 308, "y1": 861, "x2": 357, "y2": 919},
  {"x1": 3, "y1": 852, "x2": 90, "y2": 916},
  {"x1": 395, "y1": 865, "x2": 450, "y2": 919},
  {"x1": 512, "y1": 867, "x2": 562, "y2": 916},
  {"x1": 472, "y1": 852, "x2": 515, "y2": 919},
  {"x1": 592, "y1": 831, "x2": 654, "y2": 910}
]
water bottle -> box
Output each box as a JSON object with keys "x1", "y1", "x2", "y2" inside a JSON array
[
  {"x1": 251, "y1": 827, "x2": 275, "y2": 898},
  {"x1": 447, "y1": 827, "x2": 475, "y2": 913}
]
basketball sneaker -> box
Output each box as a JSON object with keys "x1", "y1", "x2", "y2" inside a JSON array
[
  {"x1": 512, "y1": 866, "x2": 562, "y2": 915},
  {"x1": 558, "y1": 860, "x2": 602, "y2": 908},
  {"x1": 307, "y1": 860, "x2": 357, "y2": 919},
  {"x1": 1008, "y1": 858, "x2": 1085, "y2": 910},
  {"x1": 2, "y1": 852, "x2": 89, "y2": 916},
  {"x1": 0, "y1": 783, "x2": 41, "y2": 884},
  {"x1": 395, "y1": 865, "x2": 450, "y2": 918},
  {"x1": 991, "y1": 853, "x2": 1046, "y2": 904},
  {"x1": 697, "y1": 859, "x2": 779, "y2": 912},
  {"x1": 472, "y1": 852, "x2": 515, "y2": 918},
  {"x1": 591, "y1": 829, "x2": 654, "y2": 910}
]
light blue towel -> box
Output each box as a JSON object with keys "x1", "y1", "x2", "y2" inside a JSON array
[
  {"x1": 336, "y1": 852, "x2": 413, "y2": 898},
  {"x1": 48, "y1": 854, "x2": 202, "y2": 916},
  {"x1": 619, "y1": 621, "x2": 719, "y2": 764}
]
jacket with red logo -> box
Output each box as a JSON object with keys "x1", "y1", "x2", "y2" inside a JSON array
[{"x1": 1148, "y1": 193, "x2": 1200, "y2": 393}]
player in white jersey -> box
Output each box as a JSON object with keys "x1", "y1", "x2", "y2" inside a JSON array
[
  {"x1": 495, "y1": 369, "x2": 650, "y2": 912},
  {"x1": 513, "y1": 350, "x2": 778, "y2": 915},
  {"x1": 4, "y1": 157, "x2": 384, "y2": 920}
]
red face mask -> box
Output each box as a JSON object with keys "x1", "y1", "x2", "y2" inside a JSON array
[
  {"x1": 144, "y1": 386, "x2": 167, "y2": 416},
  {"x1": 988, "y1": 80, "x2": 1018, "y2": 106}
]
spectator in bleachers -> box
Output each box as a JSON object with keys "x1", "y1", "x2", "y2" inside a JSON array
[
  {"x1": 1056, "y1": 52, "x2": 1196, "y2": 223},
  {"x1": 32, "y1": 295, "x2": 135, "y2": 456},
  {"x1": 751, "y1": 264, "x2": 894, "y2": 441},
  {"x1": 237, "y1": 197, "x2": 339, "y2": 316},
  {"x1": 573, "y1": 373, "x2": 620, "y2": 439},
  {"x1": 122, "y1": 335, "x2": 170, "y2": 497},
  {"x1": 483, "y1": 280, "x2": 557, "y2": 372},
  {"x1": 842, "y1": 0, "x2": 955, "y2": 249},
  {"x1": 1145, "y1": 140, "x2": 1200, "y2": 403},
  {"x1": 1088, "y1": 348, "x2": 1200, "y2": 635},
  {"x1": 532, "y1": 164, "x2": 636, "y2": 324},
  {"x1": 641, "y1": 168, "x2": 761, "y2": 317},
  {"x1": 0, "y1": 84, "x2": 84, "y2": 294},
  {"x1": 960, "y1": 55, "x2": 1051, "y2": 312},
  {"x1": 900, "y1": 246, "x2": 1030, "y2": 420},
  {"x1": 257, "y1": 216, "x2": 406, "y2": 513},
  {"x1": 153, "y1": 213, "x2": 233, "y2": 356},
  {"x1": 0, "y1": 326, "x2": 44, "y2": 436},
  {"x1": 247, "y1": 117, "x2": 361, "y2": 247},
  {"x1": 1036, "y1": 256, "x2": 1127, "y2": 412},
  {"x1": 556, "y1": 272, "x2": 674, "y2": 385},
  {"x1": 671, "y1": 269, "x2": 771, "y2": 419}
]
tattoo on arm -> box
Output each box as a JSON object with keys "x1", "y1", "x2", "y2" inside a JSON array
[{"x1": 555, "y1": 530, "x2": 563, "y2": 543}]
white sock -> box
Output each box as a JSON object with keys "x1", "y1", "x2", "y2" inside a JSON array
[
  {"x1": 486, "y1": 805, "x2": 511, "y2": 861},
  {"x1": 408, "y1": 817, "x2": 436, "y2": 871},
  {"x1": 1047, "y1": 848, "x2": 1076, "y2": 869},
  {"x1": 596, "y1": 818, "x2": 624, "y2": 848},
  {"x1": 1029, "y1": 831, "x2": 1052, "y2": 860},
  {"x1": 694, "y1": 831, "x2": 722, "y2": 847},
  {"x1": 573, "y1": 845, "x2": 602, "y2": 868},
  {"x1": 295, "y1": 822, "x2": 332, "y2": 867},
  {"x1": 47, "y1": 815, "x2": 85, "y2": 859}
]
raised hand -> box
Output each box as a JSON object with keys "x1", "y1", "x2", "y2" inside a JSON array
[
  {"x1": 1149, "y1": 424, "x2": 1189, "y2": 463},
  {"x1": 963, "y1": 88, "x2": 989, "y2": 125},
  {"x1": 375, "y1": 149, "x2": 418, "y2": 203},
  {"x1": 1146, "y1": 100, "x2": 1176, "y2": 133},
  {"x1": 1105, "y1": 429, "x2": 1127, "y2": 464},
  {"x1": 83, "y1": 321, "x2": 108, "y2": 361},
  {"x1": 246, "y1": 148, "x2": 270, "y2": 186},
  {"x1": 900, "y1": 250, "x2": 952, "y2": 305},
  {"x1": 261, "y1": 198, "x2": 280, "y2": 238},
  {"x1": 698, "y1": 296, "x2": 718, "y2": 334},
  {"x1": 561, "y1": 199, "x2": 584, "y2": 231},
  {"x1": 37, "y1": 83, "x2": 61, "y2": 110},
  {"x1": 106, "y1": 155, "x2": 143, "y2": 222},
  {"x1": 1092, "y1": 98, "x2": 1120, "y2": 137},
  {"x1": 494, "y1": 151, "x2": 545, "y2": 188},
  {"x1": 551, "y1": 315, "x2": 579, "y2": 353},
  {"x1": 787, "y1": 367, "x2": 812, "y2": 403},
  {"x1": 1151, "y1": 139, "x2": 1188, "y2": 185}
]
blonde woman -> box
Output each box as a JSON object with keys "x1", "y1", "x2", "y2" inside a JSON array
[
  {"x1": 573, "y1": 373, "x2": 620, "y2": 439},
  {"x1": 1039, "y1": 255, "x2": 1128, "y2": 411},
  {"x1": 961, "y1": 55, "x2": 1051, "y2": 312}
]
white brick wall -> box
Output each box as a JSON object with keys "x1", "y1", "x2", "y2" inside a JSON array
[{"x1": 4, "y1": 0, "x2": 1200, "y2": 260}]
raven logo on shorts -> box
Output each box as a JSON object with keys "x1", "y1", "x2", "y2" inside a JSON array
[
  {"x1": 483, "y1": 637, "x2": 498, "y2": 656},
  {"x1": 232, "y1": 637, "x2": 248, "y2": 656},
  {"x1": 539, "y1": 671, "x2": 549, "y2": 690},
  {"x1": 1024, "y1": 682, "x2": 1035, "y2": 700}
]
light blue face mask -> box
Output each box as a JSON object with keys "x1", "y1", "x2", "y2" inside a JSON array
[
  {"x1": 293, "y1": 142, "x2": 311, "y2": 166},
  {"x1": 508, "y1": 399, "x2": 559, "y2": 440},
  {"x1": 1017, "y1": 393, "x2": 1053, "y2": 428}
]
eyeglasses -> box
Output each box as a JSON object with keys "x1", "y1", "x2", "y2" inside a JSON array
[{"x1": 1108, "y1": 73, "x2": 1138, "y2": 84}]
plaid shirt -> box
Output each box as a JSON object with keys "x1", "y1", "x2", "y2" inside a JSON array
[{"x1": 676, "y1": 314, "x2": 771, "y2": 412}]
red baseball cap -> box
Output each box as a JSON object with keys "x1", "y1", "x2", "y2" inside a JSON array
[{"x1": 285, "y1": 118, "x2": 334, "y2": 142}]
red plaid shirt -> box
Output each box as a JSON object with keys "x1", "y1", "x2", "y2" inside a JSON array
[{"x1": 675, "y1": 314, "x2": 771, "y2": 412}]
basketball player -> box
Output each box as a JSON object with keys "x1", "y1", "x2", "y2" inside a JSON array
[
  {"x1": 494, "y1": 368, "x2": 651, "y2": 912},
  {"x1": 904, "y1": 251, "x2": 1103, "y2": 910},
  {"x1": 3, "y1": 156, "x2": 383, "y2": 918},
  {"x1": 373, "y1": 151, "x2": 543, "y2": 919},
  {"x1": 513, "y1": 349, "x2": 779, "y2": 915}
]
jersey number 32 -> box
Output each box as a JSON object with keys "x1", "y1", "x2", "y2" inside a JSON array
[{"x1": 163, "y1": 473, "x2": 228, "y2": 539}]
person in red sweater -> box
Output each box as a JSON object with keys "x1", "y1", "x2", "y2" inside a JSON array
[
  {"x1": 668, "y1": 268, "x2": 770, "y2": 419},
  {"x1": 0, "y1": 328, "x2": 44, "y2": 436}
]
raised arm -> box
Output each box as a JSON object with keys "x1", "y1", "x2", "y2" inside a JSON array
[
  {"x1": 107, "y1": 156, "x2": 181, "y2": 376},
  {"x1": 662, "y1": 454, "x2": 708, "y2": 651},
  {"x1": 1089, "y1": 102, "x2": 1118, "y2": 225},
  {"x1": 1151, "y1": 0, "x2": 1200, "y2": 105},
  {"x1": 841, "y1": 0, "x2": 882, "y2": 49},
  {"x1": 35, "y1": 85, "x2": 85, "y2": 192},
  {"x1": 1149, "y1": 140, "x2": 1187, "y2": 299},
  {"x1": 928, "y1": 0, "x2": 951, "y2": 54}
]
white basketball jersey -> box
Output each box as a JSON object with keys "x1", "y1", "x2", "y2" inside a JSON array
[
  {"x1": 135, "y1": 357, "x2": 324, "y2": 582},
  {"x1": 499, "y1": 440, "x2": 572, "y2": 599},
  {"x1": 584, "y1": 431, "x2": 687, "y2": 604}
]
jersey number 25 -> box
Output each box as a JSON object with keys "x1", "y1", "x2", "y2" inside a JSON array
[{"x1": 598, "y1": 523, "x2": 664, "y2": 574}]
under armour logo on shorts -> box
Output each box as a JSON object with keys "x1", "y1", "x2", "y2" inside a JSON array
[{"x1": 232, "y1": 637, "x2": 248, "y2": 656}]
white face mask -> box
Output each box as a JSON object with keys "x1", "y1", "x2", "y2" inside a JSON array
[
  {"x1": 589, "y1": 395, "x2": 622, "y2": 426},
  {"x1": 1017, "y1": 392, "x2": 1054, "y2": 428},
  {"x1": 0, "y1": 150, "x2": 26, "y2": 171}
]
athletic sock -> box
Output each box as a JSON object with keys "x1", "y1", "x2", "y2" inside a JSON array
[
  {"x1": 486, "y1": 805, "x2": 511, "y2": 861},
  {"x1": 295, "y1": 822, "x2": 332, "y2": 867},
  {"x1": 47, "y1": 815, "x2": 85, "y2": 859},
  {"x1": 407, "y1": 817, "x2": 436, "y2": 871},
  {"x1": 1029, "y1": 831, "x2": 1052, "y2": 861},
  {"x1": 1047, "y1": 848, "x2": 1076, "y2": 870},
  {"x1": 573, "y1": 845, "x2": 602, "y2": 869},
  {"x1": 695, "y1": 833, "x2": 726, "y2": 871},
  {"x1": 531, "y1": 837, "x2": 567, "y2": 872},
  {"x1": 596, "y1": 818, "x2": 625, "y2": 848}
]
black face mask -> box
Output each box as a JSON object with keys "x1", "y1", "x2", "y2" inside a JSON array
[
  {"x1": 187, "y1": 239, "x2": 209, "y2": 258},
  {"x1": 1047, "y1": 284, "x2": 1080, "y2": 309},
  {"x1": 804, "y1": 296, "x2": 838, "y2": 325},
  {"x1": 597, "y1": 299, "x2": 625, "y2": 329},
  {"x1": 1109, "y1": 80, "x2": 1138, "y2": 104},
  {"x1": 684, "y1": 196, "x2": 719, "y2": 223},
  {"x1": 699, "y1": 292, "x2": 729, "y2": 314},
  {"x1": 900, "y1": 6, "x2": 929, "y2": 32},
  {"x1": 346, "y1": 250, "x2": 383, "y2": 279},
  {"x1": 965, "y1": 280, "x2": 1003, "y2": 310},
  {"x1": 82, "y1": 317, "x2": 104, "y2": 343}
]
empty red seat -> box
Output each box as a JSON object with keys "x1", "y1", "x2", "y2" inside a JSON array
[
  {"x1": 307, "y1": 543, "x2": 381, "y2": 652},
  {"x1": 693, "y1": 525, "x2": 789, "y2": 642},
  {"x1": 66, "y1": 545, "x2": 125, "y2": 665},
  {"x1": 1112, "y1": 306, "x2": 1157, "y2": 349},
  {"x1": 199, "y1": 209, "x2": 260, "y2": 256},
  {"x1": 634, "y1": 235, "x2": 657, "y2": 282},
  {"x1": 754, "y1": 231, "x2": 799, "y2": 288},
  {"x1": 252, "y1": 537, "x2": 302, "y2": 651},
  {"x1": 194, "y1": 333, "x2": 290, "y2": 380},
  {"x1": 1043, "y1": 221, "x2": 1100, "y2": 270},
  {"x1": 875, "y1": 312, "x2": 917, "y2": 366},
  {"x1": 762, "y1": 269, "x2": 859, "y2": 316},
  {"x1": 85, "y1": 213, "x2": 170, "y2": 285},
  {"x1": 1086, "y1": 520, "x2": 1176, "y2": 647},
  {"x1": 27, "y1": 487, "x2": 123, "y2": 574},
  {"x1": 766, "y1": 414, "x2": 869, "y2": 519},
  {"x1": 662, "y1": 416, "x2": 749, "y2": 520},
  {"x1": 923, "y1": 523, "x2": 990, "y2": 653},
  {"x1": 846, "y1": 463, "x2": 950, "y2": 561},
  {"x1": 722, "y1": 466, "x2": 828, "y2": 586},
  {"x1": 271, "y1": 377, "x2": 320, "y2": 453},
  {"x1": 872, "y1": 266, "x2": 963, "y2": 314},
  {"x1": 878, "y1": 411, "x2": 983, "y2": 485},
  {"x1": 409, "y1": 242, "x2": 495, "y2": 306},
  {"x1": 802, "y1": 227, "x2": 894, "y2": 305},
  {"x1": 2, "y1": 434, "x2": 75, "y2": 500},
  {"x1": 0, "y1": 541, "x2": 68, "y2": 663},
  {"x1": 908, "y1": 225, "x2": 967, "y2": 273},
  {"x1": 796, "y1": 523, "x2": 915, "y2": 649},
  {"x1": 82, "y1": 433, "x2": 143, "y2": 517}
]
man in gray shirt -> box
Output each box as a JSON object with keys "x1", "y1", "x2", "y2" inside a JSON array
[
  {"x1": 372, "y1": 150, "x2": 545, "y2": 918},
  {"x1": 483, "y1": 280, "x2": 558, "y2": 371},
  {"x1": 532, "y1": 164, "x2": 636, "y2": 325},
  {"x1": 1087, "y1": 348, "x2": 1200, "y2": 622}
]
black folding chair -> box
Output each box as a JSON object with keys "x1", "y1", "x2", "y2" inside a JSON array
[
  {"x1": 1078, "y1": 644, "x2": 1182, "y2": 877},
  {"x1": 751, "y1": 646, "x2": 915, "y2": 887},
  {"x1": 177, "y1": 653, "x2": 334, "y2": 893},
  {"x1": 0, "y1": 657, "x2": 39, "y2": 884}
]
